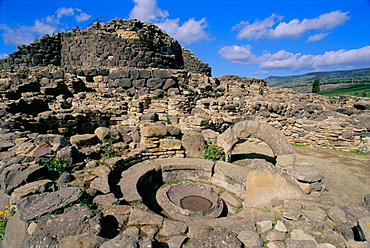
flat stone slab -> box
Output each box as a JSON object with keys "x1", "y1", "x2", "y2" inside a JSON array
[
  {"x1": 127, "y1": 208, "x2": 163, "y2": 226},
  {"x1": 287, "y1": 166, "x2": 323, "y2": 183},
  {"x1": 17, "y1": 186, "x2": 83, "y2": 221},
  {"x1": 118, "y1": 160, "x2": 160, "y2": 203}
]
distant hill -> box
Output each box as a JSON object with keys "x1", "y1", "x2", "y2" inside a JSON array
[{"x1": 266, "y1": 68, "x2": 370, "y2": 87}]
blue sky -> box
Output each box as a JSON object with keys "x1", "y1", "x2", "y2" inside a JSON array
[{"x1": 0, "y1": 0, "x2": 369, "y2": 78}]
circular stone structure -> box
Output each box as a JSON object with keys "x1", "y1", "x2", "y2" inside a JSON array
[{"x1": 156, "y1": 181, "x2": 224, "y2": 221}]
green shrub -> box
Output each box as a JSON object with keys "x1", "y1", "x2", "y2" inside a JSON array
[
  {"x1": 203, "y1": 138, "x2": 225, "y2": 161},
  {"x1": 162, "y1": 112, "x2": 172, "y2": 124},
  {"x1": 0, "y1": 206, "x2": 15, "y2": 240},
  {"x1": 101, "y1": 132, "x2": 116, "y2": 158},
  {"x1": 43, "y1": 156, "x2": 68, "y2": 176}
]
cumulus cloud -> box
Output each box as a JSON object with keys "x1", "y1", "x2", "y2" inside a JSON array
[
  {"x1": 307, "y1": 33, "x2": 329, "y2": 42},
  {"x1": 129, "y1": 0, "x2": 169, "y2": 22},
  {"x1": 219, "y1": 45, "x2": 370, "y2": 72},
  {"x1": 217, "y1": 45, "x2": 257, "y2": 64},
  {"x1": 0, "y1": 8, "x2": 91, "y2": 46},
  {"x1": 157, "y1": 18, "x2": 210, "y2": 44},
  {"x1": 129, "y1": 0, "x2": 210, "y2": 44},
  {"x1": 232, "y1": 14, "x2": 283, "y2": 40},
  {"x1": 254, "y1": 70, "x2": 269, "y2": 76},
  {"x1": 234, "y1": 10, "x2": 350, "y2": 41}
]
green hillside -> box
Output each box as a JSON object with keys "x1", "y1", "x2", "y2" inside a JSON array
[{"x1": 266, "y1": 68, "x2": 370, "y2": 87}]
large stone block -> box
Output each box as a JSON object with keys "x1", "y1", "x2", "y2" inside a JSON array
[
  {"x1": 181, "y1": 131, "x2": 205, "y2": 158},
  {"x1": 211, "y1": 161, "x2": 249, "y2": 199},
  {"x1": 141, "y1": 126, "x2": 168, "y2": 137},
  {"x1": 244, "y1": 160, "x2": 303, "y2": 207}
]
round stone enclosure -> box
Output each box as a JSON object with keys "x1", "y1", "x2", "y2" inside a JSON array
[{"x1": 156, "y1": 181, "x2": 224, "y2": 221}]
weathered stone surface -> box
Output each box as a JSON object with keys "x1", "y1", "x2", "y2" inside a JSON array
[
  {"x1": 90, "y1": 177, "x2": 110, "y2": 194},
  {"x1": 166, "y1": 236, "x2": 187, "y2": 248},
  {"x1": 70, "y1": 134, "x2": 99, "y2": 147},
  {"x1": 211, "y1": 161, "x2": 249, "y2": 199},
  {"x1": 286, "y1": 239, "x2": 317, "y2": 248},
  {"x1": 257, "y1": 220, "x2": 273, "y2": 234},
  {"x1": 141, "y1": 225, "x2": 159, "y2": 238},
  {"x1": 290, "y1": 229, "x2": 317, "y2": 243},
  {"x1": 266, "y1": 231, "x2": 287, "y2": 241},
  {"x1": 327, "y1": 206, "x2": 348, "y2": 224},
  {"x1": 287, "y1": 166, "x2": 323, "y2": 183},
  {"x1": 245, "y1": 160, "x2": 303, "y2": 207},
  {"x1": 1, "y1": 164, "x2": 47, "y2": 194},
  {"x1": 93, "y1": 193, "x2": 119, "y2": 206},
  {"x1": 3, "y1": 212, "x2": 28, "y2": 248},
  {"x1": 60, "y1": 232, "x2": 106, "y2": 248},
  {"x1": 185, "y1": 231, "x2": 242, "y2": 248},
  {"x1": 127, "y1": 208, "x2": 163, "y2": 226},
  {"x1": 141, "y1": 126, "x2": 167, "y2": 137},
  {"x1": 334, "y1": 223, "x2": 355, "y2": 241},
  {"x1": 237, "y1": 230, "x2": 263, "y2": 247},
  {"x1": 118, "y1": 160, "x2": 160, "y2": 202},
  {"x1": 23, "y1": 205, "x2": 102, "y2": 247},
  {"x1": 181, "y1": 130, "x2": 205, "y2": 158},
  {"x1": 34, "y1": 134, "x2": 70, "y2": 150},
  {"x1": 57, "y1": 145, "x2": 82, "y2": 166},
  {"x1": 360, "y1": 194, "x2": 370, "y2": 211},
  {"x1": 17, "y1": 186, "x2": 83, "y2": 221},
  {"x1": 156, "y1": 158, "x2": 214, "y2": 182},
  {"x1": 358, "y1": 216, "x2": 370, "y2": 241},
  {"x1": 10, "y1": 179, "x2": 53, "y2": 203},
  {"x1": 94, "y1": 127, "x2": 110, "y2": 141},
  {"x1": 159, "y1": 219, "x2": 188, "y2": 237},
  {"x1": 160, "y1": 138, "x2": 182, "y2": 150},
  {"x1": 302, "y1": 209, "x2": 327, "y2": 222}
]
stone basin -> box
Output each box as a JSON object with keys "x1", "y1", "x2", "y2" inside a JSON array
[{"x1": 156, "y1": 181, "x2": 224, "y2": 221}]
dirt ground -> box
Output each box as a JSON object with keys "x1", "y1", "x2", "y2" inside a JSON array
[{"x1": 232, "y1": 141, "x2": 370, "y2": 206}]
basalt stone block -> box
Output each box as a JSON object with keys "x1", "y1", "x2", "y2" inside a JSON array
[
  {"x1": 147, "y1": 78, "x2": 164, "y2": 89},
  {"x1": 17, "y1": 187, "x2": 83, "y2": 222},
  {"x1": 23, "y1": 205, "x2": 102, "y2": 247},
  {"x1": 1, "y1": 164, "x2": 47, "y2": 194},
  {"x1": 133, "y1": 79, "x2": 146, "y2": 89}
]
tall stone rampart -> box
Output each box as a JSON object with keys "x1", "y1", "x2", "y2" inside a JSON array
[{"x1": 0, "y1": 18, "x2": 211, "y2": 76}]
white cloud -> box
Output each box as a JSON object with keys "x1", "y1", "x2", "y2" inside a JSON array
[
  {"x1": 0, "y1": 7, "x2": 92, "y2": 46},
  {"x1": 129, "y1": 0, "x2": 210, "y2": 44},
  {"x1": 76, "y1": 12, "x2": 92, "y2": 23},
  {"x1": 307, "y1": 33, "x2": 329, "y2": 42},
  {"x1": 234, "y1": 10, "x2": 350, "y2": 41},
  {"x1": 56, "y1": 7, "x2": 78, "y2": 19},
  {"x1": 129, "y1": 0, "x2": 169, "y2": 22},
  {"x1": 0, "y1": 53, "x2": 8, "y2": 59},
  {"x1": 254, "y1": 70, "x2": 269, "y2": 75},
  {"x1": 219, "y1": 45, "x2": 370, "y2": 72},
  {"x1": 157, "y1": 18, "x2": 210, "y2": 44},
  {"x1": 233, "y1": 14, "x2": 283, "y2": 40},
  {"x1": 218, "y1": 45, "x2": 257, "y2": 64}
]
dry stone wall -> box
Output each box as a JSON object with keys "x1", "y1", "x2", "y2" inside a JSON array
[
  {"x1": 0, "y1": 18, "x2": 211, "y2": 76},
  {"x1": 0, "y1": 34, "x2": 62, "y2": 69}
]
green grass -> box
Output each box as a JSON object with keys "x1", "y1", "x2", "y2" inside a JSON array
[
  {"x1": 291, "y1": 143, "x2": 308, "y2": 147},
  {"x1": 350, "y1": 149, "x2": 369, "y2": 155},
  {"x1": 319, "y1": 83, "x2": 370, "y2": 97}
]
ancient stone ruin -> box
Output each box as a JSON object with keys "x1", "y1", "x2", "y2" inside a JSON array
[{"x1": 0, "y1": 18, "x2": 369, "y2": 247}]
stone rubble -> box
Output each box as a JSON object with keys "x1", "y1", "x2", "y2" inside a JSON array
[{"x1": 0, "y1": 18, "x2": 369, "y2": 248}]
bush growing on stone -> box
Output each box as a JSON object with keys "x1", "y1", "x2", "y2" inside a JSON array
[
  {"x1": 203, "y1": 137, "x2": 225, "y2": 161},
  {"x1": 101, "y1": 132, "x2": 117, "y2": 158},
  {"x1": 41, "y1": 155, "x2": 69, "y2": 179}
]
